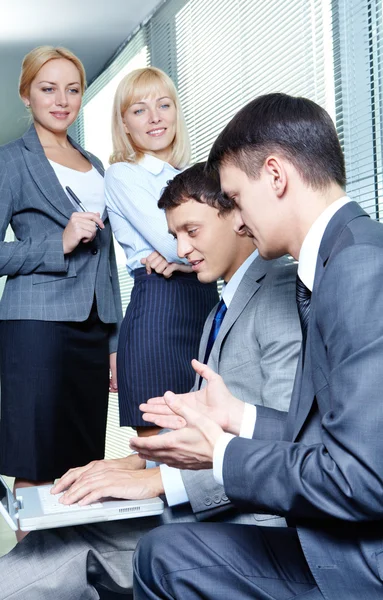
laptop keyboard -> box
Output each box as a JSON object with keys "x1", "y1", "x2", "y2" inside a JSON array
[{"x1": 38, "y1": 486, "x2": 103, "y2": 514}]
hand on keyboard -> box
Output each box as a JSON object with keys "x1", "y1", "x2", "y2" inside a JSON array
[{"x1": 38, "y1": 486, "x2": 103, "y2": 514}]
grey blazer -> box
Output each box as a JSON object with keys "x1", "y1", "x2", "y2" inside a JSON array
[
  {"x1": 0, "y1": 125, "x2": 122, "y2": 351},
  {"x1": 181, "y1": 254, "x2": 302, "y2": 521},
  {"x1": 224, "y1": 203, "x2": 383, "y2": 599}
]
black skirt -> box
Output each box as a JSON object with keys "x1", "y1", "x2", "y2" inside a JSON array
[
  {"x1": 0, "y1": 304, "x2": 111, "y2": 480},
  {"x1": 117, "y1": 268, "x2": 219, "y2": 427}
]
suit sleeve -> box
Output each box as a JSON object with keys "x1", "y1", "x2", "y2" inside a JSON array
[
  {"x1": 223, "y1": 244, "x2": 383, "y2": 521},
  {"x1": 0, "y1": 159, "x2": 67, "y2": 276},
  {"x1": 180, "y1": 468, "x2": 231, "y2": 519},
  {"x1": 256, "y1": 261, "x2": 301, "y2": 411}
]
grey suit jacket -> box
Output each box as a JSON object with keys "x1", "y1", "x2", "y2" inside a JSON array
[
  {"x1": 181, "y1": 254, "x2": 301, "y2": 520},
  {"x1": 224, "y1": 203, "x2": 383, "y2": 599},
  {"x1": 0, "y1": 125, "x2": 122, "y2": 351}
]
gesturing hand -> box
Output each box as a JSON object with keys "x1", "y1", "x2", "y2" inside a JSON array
[
  {"x1": 131, "y1": 392, "x2": 224, "y2": 470},
  {"x1": 63, "y1": 211, "x2": 104, "y2": 254},
  {"x1": 140, "y1": 359, "x2": 245, "y2": 435}
]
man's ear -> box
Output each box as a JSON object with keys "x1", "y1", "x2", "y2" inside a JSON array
[
  {"x1": 264, "y1": 156, "x2": 287, "y2": 197},
  {"x1": 232, "y1": 208, "x2": 246, "y2": 235},
  {"x1": 236, "y1": 224, "x2": 248, "y2": 237}
]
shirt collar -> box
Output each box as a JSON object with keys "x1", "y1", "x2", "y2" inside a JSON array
[
  {"x1": 139, "y1": 153, "x2": 174, "y2": 175},
  {"x1": 298, "y1": 196, "x2": 351, "y2": 291},
  {"x1": 222, "y1": 249, "x2": 259, "y2": 308}
]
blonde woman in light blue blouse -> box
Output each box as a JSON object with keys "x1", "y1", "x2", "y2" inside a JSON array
[{"x1": 105, "y1": 67, "x2": 219, "y2": 434}]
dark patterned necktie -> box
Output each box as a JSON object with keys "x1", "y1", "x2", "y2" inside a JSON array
[
  {"x1": 198, "y1": 298, "x2": 227, "y2": 389},
  {"x1": 296, "y1": 275, "x2": 312, "y2": 354}
]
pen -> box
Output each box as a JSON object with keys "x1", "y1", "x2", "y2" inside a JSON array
[{"x1": 65, "y1": 186, "x2": 101, "y2": 231}]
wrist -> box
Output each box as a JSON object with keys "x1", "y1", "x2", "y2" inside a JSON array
[
  {"x1": 125, "y1": 453, "x2": 146, "y2": 470},
  {"x1": 143, "y1": 467, "x2": 164, "y2": 497},
  {"x1": 62, "y1": 231, "x2": 72, "y2": 255},
  {"x1": 227, "y1": 398, "x2": 246, "y2": 435},
  {"x1": 154, "y1": 468, "x2": 165, "y2": 496}
]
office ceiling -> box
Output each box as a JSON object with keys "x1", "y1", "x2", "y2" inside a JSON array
[{"x1": 0, "y1": 0, "x2": 162, "y2": 145}]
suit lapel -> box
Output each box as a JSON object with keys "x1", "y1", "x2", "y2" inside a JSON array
[
  {"x1": 198, "y1": 310, "x2": 215, "y2": 362},
  {"x1": 21, "y1": 124, "x2": 106, "y2": 222},
  {"x1": 210, "y1": 256, "x2": 268, "y2": 365},
  {"x1": 290, "y1": 201, "x2": 370, "y2": 440}
]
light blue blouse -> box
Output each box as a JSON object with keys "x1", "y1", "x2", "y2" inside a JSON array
[{"x1": 105, "y1": 154, "x2": 187, "y2": 275}]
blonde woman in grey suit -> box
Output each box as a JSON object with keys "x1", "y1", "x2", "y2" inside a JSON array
[{"x1": 0, "y1": 46, "x2": 122, "y2": 539}]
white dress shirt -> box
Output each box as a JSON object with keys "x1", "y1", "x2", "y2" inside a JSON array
[
  {"x1": 104, "y1": 154, "x2": 187, "y2": 275},
  {"x1": 160, "y1": 250, "x2": 259, "y2": 506},
  {"x1": 213, "y1": 196, "x2": 352, "y2": 486}
]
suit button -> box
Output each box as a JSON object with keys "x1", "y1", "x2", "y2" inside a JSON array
[
  {"x1": 91, "y1": 248, "x2": 98, "y2": 255},
  {"x1": 203, "y1": 497, "x2": 212, "y2": 506},
  {"x1": 221, "y1": 494, "x2": 228, "y2": 502},
  {"x1": 213, "y1": 494, "x2": 221, "y2": 504}
]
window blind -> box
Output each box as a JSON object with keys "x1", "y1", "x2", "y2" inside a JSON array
[
  {"x1": 333, "y1": 0, "x2": 382, "y2": 220},
  {"x1": 147, "y1": 0, "x2": 335, "y2": 162},
  {"x1": 105, "y1": 265, "x2": 135, "y2": 460}
]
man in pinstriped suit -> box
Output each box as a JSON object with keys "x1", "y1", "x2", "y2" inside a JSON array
[{"x1": 0, "y1": 163, "x2": 301, "y2": 600}]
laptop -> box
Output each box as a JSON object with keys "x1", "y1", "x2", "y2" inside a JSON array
[{"x1": 0, "y1": 475, "x2": 164, "y2": 531}]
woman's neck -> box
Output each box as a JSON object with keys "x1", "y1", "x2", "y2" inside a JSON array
[
  {"x1": 34, "y1": 122, "x2": 70, "y2": 149},
  {"x1": 145, "y1": 148, "x2": 173, "y2": 166}
]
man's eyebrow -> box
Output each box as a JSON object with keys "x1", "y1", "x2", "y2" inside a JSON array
[{"x1": 168, "y1": 221, "x2": 200, "y2": 235}]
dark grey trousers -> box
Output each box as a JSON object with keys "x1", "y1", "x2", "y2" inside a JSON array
[
  {"x1": 133, "y1": 523, "x2": 325, "y2": 600},
  {"x1": 0, "y1": 506, "x2": 263, "y2": 599}
]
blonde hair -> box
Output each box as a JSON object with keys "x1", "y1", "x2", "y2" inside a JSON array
[
  {"x1": 110, "y1": 67, "x2": 190, "y2": 169},
  {"x1": 19, "y1": 45, "x2": 86, "y2": 99}
]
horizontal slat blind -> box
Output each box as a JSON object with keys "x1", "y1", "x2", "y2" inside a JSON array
[
  {"x1": 334, "y1": 0, "x2": 383, "y2": 220},
  {"x1": 154, "y1": 0, "x2": 335, "y2": 163},
  {"x1": 105, "y1": 265, "x2": 135, "y2": 459}
]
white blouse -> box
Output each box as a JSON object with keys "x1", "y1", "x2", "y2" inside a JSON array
[{"x1": 49, "y1": 160, "x2": 105, "y2": 216}]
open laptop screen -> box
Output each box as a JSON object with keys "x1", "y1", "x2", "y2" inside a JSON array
[{"x1": 0, "y1": 476, "x2": 18, "y2": 531}]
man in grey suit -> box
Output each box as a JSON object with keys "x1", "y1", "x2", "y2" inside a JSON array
[
  {"x1": 133, "y1": 94, "x2": 383, "y2": 600},
  {"x1": 0, "y1": 163, "x2": 301, "y2": 599}
]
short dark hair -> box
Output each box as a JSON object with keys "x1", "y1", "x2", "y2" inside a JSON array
[
  {"x1": 158, "y1": 162, "x2": 235, "y2": 213},
  {"x1": 207, "y1": 93, "x2": 346, "y2": 190}
]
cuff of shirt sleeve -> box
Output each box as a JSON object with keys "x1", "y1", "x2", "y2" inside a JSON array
[
  {"x1": 160, "y1": 464, "x2": 189, "y2": 506},
  {"x1": 239, "y1": 403, "x2": 257, "y2": 438},
  {"x1": 146, "y1": 460, "x2": 157, "y2": 470},
  {"x1": 213, "y1": 432, "x2": 236, "y2": 486}
]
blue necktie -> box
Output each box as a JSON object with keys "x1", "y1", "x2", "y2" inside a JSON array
[
  {"x1": 296, "y1": 275, "x2": 311, "y2": 356},
  {"x1": 198, "y1": 299, "x2": 227, "y2": 389}
]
